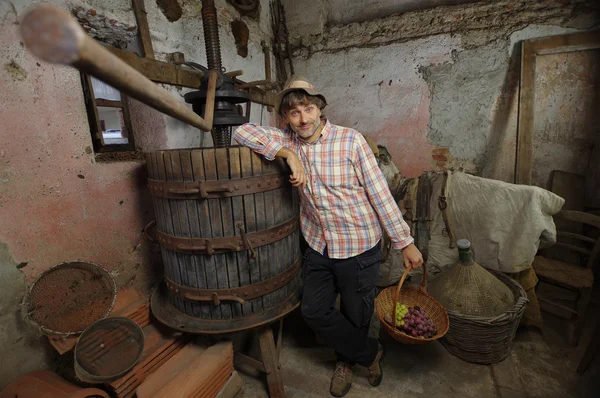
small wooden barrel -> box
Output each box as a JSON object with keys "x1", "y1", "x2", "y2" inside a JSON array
[{"x1": 145, "y1": 146, "x2": 301, "y2": 333}]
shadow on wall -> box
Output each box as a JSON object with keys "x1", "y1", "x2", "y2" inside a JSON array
[
  {"x1": 132, "y1": 163, "x2": 164, "y2": 292},
  {"x1": 481, "y1": 42, "x2": 522, "y2": 183}
]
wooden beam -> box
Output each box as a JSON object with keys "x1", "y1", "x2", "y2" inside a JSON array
[
  {"x1": 242, "y1": 89, "x2": 278, "y2": 107},
  {"x1": 528, "y1": 30, "x2": 600, "y2": 55},
  {"x1": 106, "y1": 47, "x2": 204, "y2": 87},
  {"x1": 105, "y1": 47, "x2": 276, "y2": 106},
  {"x1": 132, "y1": 0, "x2": 155, "y2": 59},
  {"x1": 515, "y1": 40, "x2": 535, "y2": 185}
]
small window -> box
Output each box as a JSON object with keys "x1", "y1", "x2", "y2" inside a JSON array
[{"x1": 81, "y1": 73, "x2": 136, "y2": 153}]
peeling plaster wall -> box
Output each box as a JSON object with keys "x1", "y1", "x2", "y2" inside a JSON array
[
  {"x1": 287, "y1": 0, "x2": 599, "y2": 181},
  {"x1": 0, "y1": 0, "x2": 274, "y2": 387},
  {"x1": 326, "y1": 0, "x2": 488, "y2": 25}
]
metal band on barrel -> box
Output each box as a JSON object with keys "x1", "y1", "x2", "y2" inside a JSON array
[
  {"x1": 155, "y1": 216, "x2": 298, "y2": 254},
  {"x1": 147, "y1": 172, "x2": 287, "y2": 199},
  {"x1": 165, "y1": 256, "x2": 302, "y2": 304}
]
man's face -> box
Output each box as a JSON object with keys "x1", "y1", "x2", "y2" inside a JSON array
[{"x1": 284, "y1": 103, "x2": 322, "y2": 142}]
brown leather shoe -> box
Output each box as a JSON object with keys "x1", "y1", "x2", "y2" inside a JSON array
[
  {"x1": 330, "y1": 362, "x2": 354, "y2": 397},
  {"x1": 368, "y1": 342, "x2": 385, "y2": 386}
]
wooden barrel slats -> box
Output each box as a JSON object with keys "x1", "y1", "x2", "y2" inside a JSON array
[{"x1": 146, "y1": 147, "x2": 301, "y2": 332}]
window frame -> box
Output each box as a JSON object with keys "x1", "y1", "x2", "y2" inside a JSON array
[{"x1": 81, "y1": 72, "x2": 137, "y2": 153}]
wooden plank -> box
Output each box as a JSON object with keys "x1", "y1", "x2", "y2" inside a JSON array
[
  {"x1": 149, "y1": 152, "x2": 171, "y2": 293},
  {"x1": 165, "y1": 151, "x2": 193, "y2": 316},
  {"x1": 180, "y1": 150, "x2": 211, "y2": 319},
  {"x1": 132, "y1": 0, "x2": 155, "y2": 59},
  {"x1": 173, "y1": 151, "x2": 203, "y2": 318},
  {"x1": 229, "y1": 147, "x2": 253, "y2": 316},
  {"x1": 278, "y1": 159, "x2": 294, "y2": 299},
  {"x1": 528, "y1": 30, "x2": 600, "y2": 55},
  {"x1": 215, "y1": 147, "x2": 242, "y2": 318},
  {"x1": 516, "y1": 39, "x2": 536, "y2": 184},
  {"x1": 203, "y1": 149, "x2": 231, "y2": 319},
  {"x1": 271, "y1": 164, "x2": 284, "y2": 304},
  {"x1": 191, "y1": 149, "x2": 220, "y2": 319},
  {"x1": 240, "y1": 148, "x2": 262, "y2": 314},
  {"x1": 158, "y1": 152, "x2": 186, "y2": 313},
  {"x1": 252, "y1": 153, "x2": 269, "y2": 310},
  {"x1": 291, "y1": 183, "x2": 301, "y2": 294},
  {"x1": 262, "y1": 158, "x2": 278, "y2": 307}
]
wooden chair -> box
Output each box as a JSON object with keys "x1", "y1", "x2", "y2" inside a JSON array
[
  {"x1": 533, "y1": 210, "x2": 600, "y2": 345},
  {"x1": 577, "y1": 318, "x2": 599, "y2": 374}
]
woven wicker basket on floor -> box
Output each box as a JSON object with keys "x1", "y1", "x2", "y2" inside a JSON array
[
  {"x1": 439, "y1": 270, "x2": 528, "y2": 364},
  {"x1": 376, "y1": 263, "x2": 449, "y2": 345}
]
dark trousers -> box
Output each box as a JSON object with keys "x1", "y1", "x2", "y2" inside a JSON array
[{"x1": 301, "y1": 241, "x2": 381, "y2": 367}]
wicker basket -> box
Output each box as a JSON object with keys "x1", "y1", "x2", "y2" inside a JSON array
[
  {"x1": 439, "y1": 270, "x2": 528, "y2": 364},
  {"x1": 376, "y1": 263, "x2": 449, "y2": 344}
]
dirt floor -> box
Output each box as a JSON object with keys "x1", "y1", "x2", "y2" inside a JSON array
[{"x1": 237, "y1": 296, "x2": 600, "y2": 397}]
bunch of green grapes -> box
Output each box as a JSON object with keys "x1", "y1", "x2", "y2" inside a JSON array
[{"x1": 395, "y1": 303, "x2": 408, "y2": 326}]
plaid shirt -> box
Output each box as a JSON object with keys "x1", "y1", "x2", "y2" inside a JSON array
[{"x1": 233, "y1": 119, "x2": 413, "y2": 259}]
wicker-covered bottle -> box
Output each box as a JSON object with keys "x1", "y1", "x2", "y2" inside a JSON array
[{"x1": 428, "y1": 239, "x2": 514, "y2": 317}]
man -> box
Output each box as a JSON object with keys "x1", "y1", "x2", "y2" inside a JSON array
[{"x1": 234, "y1": 76, "x2": 423, "y2": 397}]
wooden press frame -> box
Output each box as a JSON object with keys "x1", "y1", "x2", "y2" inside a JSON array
[
  {"x1": 80, "y1": 0, "x2": 277, "y2": 155},
  {"x1": 515, "y1": 30, "x2": 600, "y2": 185}
]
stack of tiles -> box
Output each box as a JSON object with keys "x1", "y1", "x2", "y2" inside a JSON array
[
  {"x1": 136, "y1": 341, "x2": 234, "y2": 398},
  {"x1": 107, "y1": 323, "x2": 191, "y2": 398}
]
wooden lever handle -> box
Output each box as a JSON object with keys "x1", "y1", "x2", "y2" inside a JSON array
[{"x1": 20, "y1": 5, "x2": 216, "y2": 132}]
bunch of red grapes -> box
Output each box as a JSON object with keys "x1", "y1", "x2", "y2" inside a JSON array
[{"x1": 397, "y1": 305, "x2": 437, "y2": 338}]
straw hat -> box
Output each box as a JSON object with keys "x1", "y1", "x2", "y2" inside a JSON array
[{"x1": 275, "y1": 75, "x2": 327, "y2": 114}]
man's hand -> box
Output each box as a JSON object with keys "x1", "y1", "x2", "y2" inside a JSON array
[
  {"x1": 402, "y1": 243, "x2": 423, "y2": 270},
  {"x1": 277, "y1": 147, "x2": 308, "y2": 187}
]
